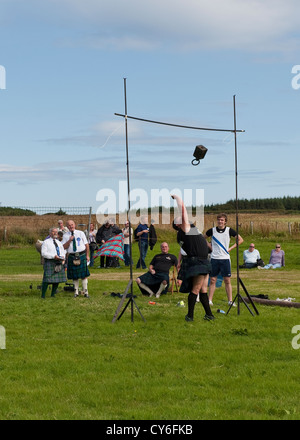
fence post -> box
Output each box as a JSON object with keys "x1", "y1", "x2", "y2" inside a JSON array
[
  {"x1": 250, "y1": 221, "x2": 253, "y2": 235},
  {"x1": 288, "y1": 223, "x2": 292, "y2": 235},
  {"x1": 86, "y1": 207, "x2": 92, "y2": 239}
]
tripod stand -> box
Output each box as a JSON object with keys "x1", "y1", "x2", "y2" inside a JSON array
[
  {"x1": 111, "y1": 279, "x2": 146, "y2": 323},
  {"x1": 227, "y1": 277, "x2": 259, "y2": 316}
]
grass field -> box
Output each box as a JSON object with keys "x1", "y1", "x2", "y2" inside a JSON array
[{"x1": 0, "y1": 235, "x2": 299, "y2": 420}]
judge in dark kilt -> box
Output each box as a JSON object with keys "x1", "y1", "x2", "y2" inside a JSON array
[
  {"x1": 41, "y1": 227, "x2": 66, "y2": 298},
  {"x1": 171, "y1": 194, "x2": 214, "y2": 321},
  {"x1": 62, "y1": 220, "x2": 90, "y2": 298},
  {"x1": 136, "y1": 242, "x2": 178, "y2": 298}
]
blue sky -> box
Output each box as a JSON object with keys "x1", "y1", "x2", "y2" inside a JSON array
[{"x1": 0, "y1": 0, "x2": 300, "y2": 216}]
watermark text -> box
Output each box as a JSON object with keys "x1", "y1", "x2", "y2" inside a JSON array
[
  {"x1": 0, "y1": 326, "x2": 6, "y2": 349},
  {"x1": 291, "y1": 65, "x2": 300, "y2": 90},
  {"x1": 0, "y1": 65, "x2": 6, "y2": 90},
  {"x1": 291, "y1": 325, "x2": 300, "y2": 349},
  {"x1": 96, "y1": 181, "x2": 204, "y2": 231}
]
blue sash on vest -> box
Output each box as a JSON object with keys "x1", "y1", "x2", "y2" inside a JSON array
[{"x1": 212, "y1": 236, "x2": 229, "y2": 254}]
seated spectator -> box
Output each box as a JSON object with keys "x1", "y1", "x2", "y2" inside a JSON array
[
  {"x1": 136, "y1": 242, "x2": 178, "y2": 298},
  {"x1": 240, "y1": 243, "x2": 261, "y2": 269},
  {"x1": 258, "y1": 244, "x2": 285, "y2": 269}
]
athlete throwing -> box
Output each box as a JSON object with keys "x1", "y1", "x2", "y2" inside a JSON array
[{"x1": 172, "y1": 194, "x2": 214, "y2": 322}]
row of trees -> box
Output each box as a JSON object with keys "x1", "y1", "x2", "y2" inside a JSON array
[
  {"x1": 1, "y1": 197, "x2": 300, "y2": 216},
  {"x1": 0, "y1": 207, "x2": 66, "y2": 216},
  {"x1": 205, "y1": 196, "x2": 300, "y2": 212}
]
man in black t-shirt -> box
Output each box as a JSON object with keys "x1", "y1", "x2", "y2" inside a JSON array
[{"x1": 136, "y1": 242, "x2": 178, "y2": 298}]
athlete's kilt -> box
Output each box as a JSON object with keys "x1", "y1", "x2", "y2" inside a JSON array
[
  {"x1": 43, "y1": 259, "x2": 67, "y2": 284},
  {"x1": 179, "y1": 256, "x2": 211, "y2": 293},
  {"x1": 138, "y1": 271, "x2": 169, "y2": 296},
  {"x1": 67, "y1": 253, "x2": 90, "y2": 280}
]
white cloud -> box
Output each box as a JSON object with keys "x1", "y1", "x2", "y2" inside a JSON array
[
  {"x1": 3, "y1": 0, "x2": 300, "y2": 53},
  {"x1": 42, "y1": 0, "x2": 300, "y2": 53}
]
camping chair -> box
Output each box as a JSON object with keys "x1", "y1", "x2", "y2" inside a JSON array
[{"x1": 168, "y1": 266, "x2": 179, "y2": 295}]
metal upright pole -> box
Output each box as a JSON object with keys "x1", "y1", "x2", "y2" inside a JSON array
[
  {"x1": 112, "y1": 79, "x2": 146, "y2": 323},
  {"x1": 233, "y1": 95, "x2": 240, "y2": 314},
  {"x1": 123, "y1": 78, "x2": 134, "y2": 320}
]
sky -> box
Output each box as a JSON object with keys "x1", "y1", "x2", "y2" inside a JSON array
[{"x1": 1, "y1": 0, "x2": 300, "y2": 218}]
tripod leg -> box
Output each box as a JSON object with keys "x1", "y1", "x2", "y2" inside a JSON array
[
  {"x1": 117, "y1": 297, "x2": 132, "y2": 321},
  {"x1": 111, "y1": 280, "x2": 132, "y2": 323},
  {"x1": 227, "y1": 293, "x2": 255, "y2": 316},
  {"x1": 132, "y1": 297, "x2": 146, "y2": 322},
  {"x1": 237, "y1": 293, "x2": 255, "y2": 316},
  {"x1": 239, "y1": 277, "x2": 259, "y2": 315}
]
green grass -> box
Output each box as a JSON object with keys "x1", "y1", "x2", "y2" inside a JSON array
[{"x1": 0, "y1": 238, "x2": 300, "y2": 420}]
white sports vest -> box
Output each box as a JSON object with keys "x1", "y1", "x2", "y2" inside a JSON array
[{"x1": 211, "y1": 227, "x2": 231, "y2": 260}]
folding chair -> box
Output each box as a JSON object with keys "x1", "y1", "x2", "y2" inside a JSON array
[{"x1": 169, "y1": 266, "x2": 179, "y2": 295}]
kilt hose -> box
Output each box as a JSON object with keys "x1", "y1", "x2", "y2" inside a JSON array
[
  {"x1": 43, "y1": 259, "x2": 67, "y2": 284},
  {"x1": 67, "y1": 253, "x2": 90, "y2": 280},
  {"x1": 138, "y1": 271, "x2": 169, "y2": 296}
]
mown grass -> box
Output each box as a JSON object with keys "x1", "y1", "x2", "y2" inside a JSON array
[{"x1": 0, "y1": 237, "x2": 299, "y2": 420}]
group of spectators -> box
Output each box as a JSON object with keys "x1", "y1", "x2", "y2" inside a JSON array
[
  {"x1": 40, "y1": 220, "x2": 90, "y2": 299},
  {"x1": 240, "y1": 242, "x2": 285, "y2": 270},
  {"x1": 39, "y1": 217, "x2": 157, "y2": 299},
  {"x1": 39, "y1": 211, "x2": 286, "y2": 316},
  {"x1": 87, "y1": 216, "x2": 157, "y2": 269}
]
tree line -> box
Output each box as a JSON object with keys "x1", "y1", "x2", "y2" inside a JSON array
[
  {"x1": 205, "y1": 196, "x2": 300, "y2": 212},
  {"x1": 1, "y1": 196, "x2": 300, "y2": 217}
]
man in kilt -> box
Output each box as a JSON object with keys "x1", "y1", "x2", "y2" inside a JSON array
[
  {"x1": 171, "y1": 194, "x2": 214, "y2": 321},
  {"x1": 41, "y1": 227, "x2": 66, "y2": 298},
  {"x1": 136, "y1": 242, "x2": 177, "y2": 298},
  {"x1": 62, "y1": 220, "x2": 90, "y2": 298}
]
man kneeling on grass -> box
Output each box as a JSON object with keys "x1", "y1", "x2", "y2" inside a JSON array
[{"x1": 136, "y1": 242, "x2": 178, "y2": 298}]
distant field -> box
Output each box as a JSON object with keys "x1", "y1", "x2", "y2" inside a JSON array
[{"x1": 0, "y1": 211, "x2": 300, "y2": 246}]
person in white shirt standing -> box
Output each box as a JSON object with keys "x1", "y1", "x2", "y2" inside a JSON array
[
  {"x1": 41, "y1": 227, "x2": 66, "y2": 298},
  {"x1": 62, "y1": 220, "x2": 90, "y2": 298},
  {"x1": 205, "y1": 213, "x2": 243, "y2": 307}
]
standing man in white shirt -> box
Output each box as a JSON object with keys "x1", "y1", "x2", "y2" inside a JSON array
[
  {"x1": 205, "y1": 213, "x2": 243, "y2": 307},
  {"x1": 41, "y1": 227, "x2": 66, "y2": 298},
  {"x1": 62, "y1": 220, "x2": 90, "y2": 298}
]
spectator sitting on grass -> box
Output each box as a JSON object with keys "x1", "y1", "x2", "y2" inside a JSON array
[
  {"x1": 258, "y1": 244, "x2": 285, "y2": 269},
  {"x1": 240, "y1": 243, "x2": 261, "y2": 269}
]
